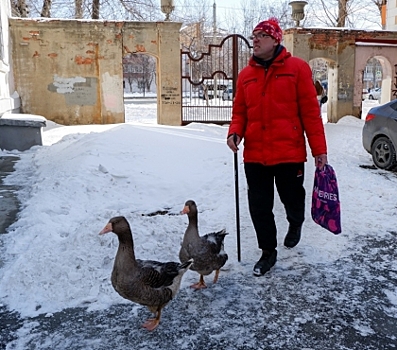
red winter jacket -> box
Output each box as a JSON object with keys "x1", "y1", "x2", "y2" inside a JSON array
[{"x1": 228, "y1": 46, "x2": 327, "y2": 165}]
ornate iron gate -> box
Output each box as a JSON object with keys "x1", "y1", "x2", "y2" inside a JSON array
[{"x1": 181, "y1": 34, "x2": 252, "y2": 125}]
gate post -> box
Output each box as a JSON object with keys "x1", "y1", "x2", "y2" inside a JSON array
[{"x1": 157, "y1": 22, "x2": 183, "y2": 126}]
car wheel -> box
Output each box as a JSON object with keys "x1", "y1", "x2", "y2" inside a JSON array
[
  {"x1": 369, "y1": 95, "x2": 374, "y2": 100},
  {"x1": 371, "y1": 136, "x2": 397, "y2": 170}
]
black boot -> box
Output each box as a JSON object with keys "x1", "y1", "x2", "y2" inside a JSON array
[
  {"x1": 284, "y1": 225, "x2": 302, "y2": 248},
  {"x1": 253, "y1": 250, "x2": 277, "y2": 276}
]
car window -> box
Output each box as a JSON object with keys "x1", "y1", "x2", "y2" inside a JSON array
[{"x1": 389, "y1": 101, "x2": 397, "y2": 111}]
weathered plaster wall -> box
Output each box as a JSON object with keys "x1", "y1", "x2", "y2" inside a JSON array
[
  {"x1": 10, "y1": 19, "x2": 124, "y2": 125},
  {"x1": 9, "y1": 19, "x2": 182, "y2": 126},
  {"x1": 284, "y1": 28, "x2": 397, "y2": 122}
]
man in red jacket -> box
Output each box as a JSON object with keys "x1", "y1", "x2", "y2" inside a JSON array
[{"x1": 226, "y1": 17, "x2": 328, "y2": 276}]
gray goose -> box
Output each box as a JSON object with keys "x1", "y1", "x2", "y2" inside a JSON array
[
  {"x1": 179, "y1": 200, "x2": 228, "y2": 289},
  {"x1": 99, "y1": 216, "x2": 193, "y2": 331}
]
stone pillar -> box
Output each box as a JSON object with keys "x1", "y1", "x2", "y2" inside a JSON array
[
  {"x1": 326, "y1": 63, "x2": 338, "y2": 123},
  {"x1": 335, "y1": 41, "x2": 357, "y2": 122},
  {"x1": 156, "y1": 22, "x2": 182, "y2": 126}
]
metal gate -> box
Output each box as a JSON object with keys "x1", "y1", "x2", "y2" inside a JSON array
[{"x1": 181, "y1": 34, "x2": 252, "y2": 125}]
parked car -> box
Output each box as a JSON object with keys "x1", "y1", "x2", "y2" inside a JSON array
[
  {"x1": 199, "y1": 79, "x2": 231, "y2": 99},
  {"x1": 368, "y1": 88, "x2": 381, "y2": 100},
  {"x1": 362, "y1": 89, "x2": 369, "y2": 100},
  {"x1": 362, "y1": 99, "x2": 397, "y2": 170},
  {"x1": 222, "y1": 88, "x2": 233, "y2": 101}
]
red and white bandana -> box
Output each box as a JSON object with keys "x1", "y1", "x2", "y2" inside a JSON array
[{"x1": 253, "y1": 17, "x2": 283, "y2": 43}]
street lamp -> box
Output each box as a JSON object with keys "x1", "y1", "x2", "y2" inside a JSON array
[
  {"x1": 289, "y1": 1, "x2": 308, "y2": 27},
  {"x1": 161, "y1": 0, "x2": 174, "y2": 21}
]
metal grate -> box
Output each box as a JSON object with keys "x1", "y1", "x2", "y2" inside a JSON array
[{"x1": 181, "y1": 34, "x2": 252, "y2": 125}]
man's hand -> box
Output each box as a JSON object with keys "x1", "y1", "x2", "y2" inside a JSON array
[
  {"x1": 315, "y1": 154, "x2": 328, "y2": 170},
  {"x1": 227, "y1": 133, "x2": 241, "y2": 153}
]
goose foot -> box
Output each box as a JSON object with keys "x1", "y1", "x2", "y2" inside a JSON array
[
  {"x1": 212, "y1": 269, "x2": 220, "y2": 284},
  {"x1": 190, "y1": 275, "x2": 207, "y2": 289},
  {"x1": 142, "y1": 318, "x2": 160, "y2": 331}
]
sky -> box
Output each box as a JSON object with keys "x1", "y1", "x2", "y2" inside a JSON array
[
  {"x1": 177, "y1": 0, "x2": 382, "y2": 31},
  {"x1": 0, "y1": 98, "x2": 397, "y2": 348}
]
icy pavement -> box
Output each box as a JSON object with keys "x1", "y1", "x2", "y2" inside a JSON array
[{"x1": 1, "y1": 227, "x2": 397, "y2": 349}]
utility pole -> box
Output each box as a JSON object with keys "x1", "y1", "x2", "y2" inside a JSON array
[
  {"x1": 381, "y1": 0, "x2": 387, "y2": 30},
  {"x1": 213, "y1": 0, "x2": 217, "y2": 44},
  {"x1": 212, "y1": 0, "x2": 217, "y2": 95}
]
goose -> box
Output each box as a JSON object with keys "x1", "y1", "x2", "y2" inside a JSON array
[
  {"x1": 99, "y1": 216, "x2": 193, "y2": 331},
  {"x1": 179, "y1": 200, "x2": 228, "y2": 289}
]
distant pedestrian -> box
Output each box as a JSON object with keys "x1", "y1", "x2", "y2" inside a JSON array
[
  {"x1": 226, "y1": 17, "x2": 328, "y2": 276},
  {"x1": 315, "y1": 80, "x2": 327, "y2": 109}
]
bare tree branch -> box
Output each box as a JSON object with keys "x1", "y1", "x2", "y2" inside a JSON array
[
  {"x1": 337, "y1": 0, "x2": 348, "y2": 27},
  {"x1": 75, "y1": 0, "x2": 83, "y2": 19},
  {"x1": 13, "y1": 0, "x2": 383, "y2": 31},
  {"x1": 92, "y1": 0, "x2": 99, "y2": 19},
  {"x1": 307, "y1": 0, "x2": 381, "y2": 28},
  {"x1": 11, "y1": 0, "x2": 30, "y2": 17},
  {"x1": 40, "y1": 0, "x2": 51, "y2": 17}
]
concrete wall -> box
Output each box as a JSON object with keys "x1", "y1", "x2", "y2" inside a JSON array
[
  {"x1": 9, "y1": 19, "x2": 182, "y2": 126},
  {"x1": 8, "y1": 19, "x2": 397, "y2": 126},
  {"x1": 284, "y1": 28, "x2": 397, "y2": 122},
  {"x1": 0, "y1": 1, "x2": 20, "y2": 115}
]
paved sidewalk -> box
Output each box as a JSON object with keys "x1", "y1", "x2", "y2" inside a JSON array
[
  {"x1": 0, "y1": 155, "x2": 19, "y2": 236},
  {"x1": 0, "y1": 155, "x2": 21, "y2": 349}
]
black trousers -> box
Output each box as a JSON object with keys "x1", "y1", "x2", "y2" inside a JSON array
[{"x1": 244, "y1": 162, "x2": 306, "y2": 252}]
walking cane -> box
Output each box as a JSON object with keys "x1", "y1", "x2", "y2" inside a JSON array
[{"x1": 233, "y1": 134, "x2": 241, "y2": 262}]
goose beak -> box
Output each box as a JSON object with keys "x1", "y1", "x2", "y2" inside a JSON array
[
  {"x1": 99, "y1": 222, "x2": 113, "y2": 235},
  {"x1": 181, "y1": 205, "x2": 190, "y2": 215}
]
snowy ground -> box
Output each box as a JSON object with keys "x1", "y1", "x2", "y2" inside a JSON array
[{"x1": 0, "y1": 98, "x2": 396, "y2": 349}]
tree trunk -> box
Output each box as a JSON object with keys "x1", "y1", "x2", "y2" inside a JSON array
[
  {"x1": 12, "y1": 0, "x2": 30, "y2": 17},
  {"x1": 337, "y1": 0, "x2": 349, "y2": 27},
  {"x1": 75, "y1": 0, "x2": 83, "y2": 19},
  {"x1": 128, "y1": 79, "x2": 133, "y2": 93},
  {"x1": 92, "y1": 0, "x2": 100, "y2": 19},
  {"x1": 41, "y1": 0, "x2": 52, "y2": 17}
]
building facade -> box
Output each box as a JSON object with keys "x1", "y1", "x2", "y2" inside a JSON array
[
  {"x1": 386, "y1": 1, "x2": 397, "y2": 30},
  {"x1": 0, "y1": 0, "x2": 20, "y2": 116}
]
